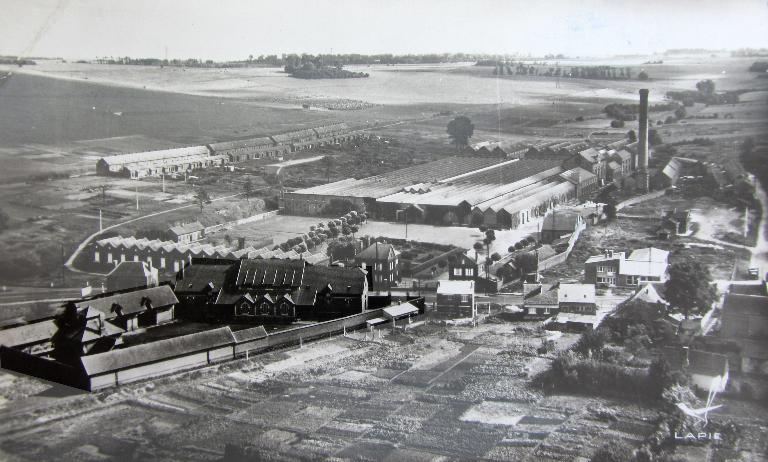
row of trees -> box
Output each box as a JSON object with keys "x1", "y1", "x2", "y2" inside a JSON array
[
  {"x1": 492, "y1": 64, "x2": 645, "y2": 80},
  {"x1": 284, "y1": 62, "x2": 368, "y2": 79}
]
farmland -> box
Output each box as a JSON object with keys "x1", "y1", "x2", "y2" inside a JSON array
[{"x1": 0, "y1": 317, "x2": 660, "y2": 461}]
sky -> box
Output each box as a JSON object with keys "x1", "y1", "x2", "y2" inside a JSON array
[{"x1": 2, "y1": 0, "x2": 768, "y2": 60}]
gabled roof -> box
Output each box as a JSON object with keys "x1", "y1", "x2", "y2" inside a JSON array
[
  {"x1": 629, "y1": 283, "x2": 668, "y2": 305},
  {"x1": 542, "y1": 211, "x2": 582, "y2": 231},
  {"x1": 627, "y1": 247, "x2": 669, "y2": 263},
  {"x1": 356, "y1": 242, "x2": 397, "y2": 261},
  {"x1": 523, "y1": 284, "x2": 559, "y2": 306},
  {"x1": 0, "y1": 319, "x2": 58, "y2": 348},
  {"x1": 208, "y1": 137, "x2": 275, "y2": 151},
  {"x1": 585, "y1": 251, "x2": 625, "y2": 264},
  {"x1": 107, "y1": 261, "x2": 155, "y2": 279},
  {"x1": 81, "y1": 327, "x2": 236, "y2": 376},
  {"x1": 169, "y1": 221, "x2": 205, "y2": 236},
  {"x1": 75, "y1": 285, "x2": 178, "y2": 318},
  {"x1": 176, "y1": 260, "x2": 237, "y2": 293}
]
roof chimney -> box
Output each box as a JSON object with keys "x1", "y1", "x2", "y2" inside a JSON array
[{"x1": 638, "y1": 89, "x2": 650, "y2": 192}]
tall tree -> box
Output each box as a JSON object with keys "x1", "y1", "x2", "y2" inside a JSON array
[
  {"x1": 447, "y1": 116, "x2": 475, "y2": 150},
  {"x1": 664, "y1": 261, "x2": 718, "y2": 318},
  {"x1": 194, "y1": 189, "x2": 211, "y2": 213},
  {"x1": 243, "y1": 178, "x2": 253, "y2": 202}
]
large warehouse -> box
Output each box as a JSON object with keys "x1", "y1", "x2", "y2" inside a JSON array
[{"x1": 282, "y1": 154, "x2": 600, "y2": 228}]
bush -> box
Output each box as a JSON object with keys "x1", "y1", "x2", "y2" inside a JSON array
[
  {"x1": 610, "y1": 119, "x2": 625, "y2": 128},
  {"x1": 591, "y1": 441, "x2": 632, "y2": 462}
]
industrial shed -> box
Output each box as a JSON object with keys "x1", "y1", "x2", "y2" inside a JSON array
[{"x1": 80, "y1": 326, "x2": 237, "y2": 390}]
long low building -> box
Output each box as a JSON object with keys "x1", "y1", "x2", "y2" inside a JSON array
[
  {"x1": 96, "y1": 123, "x2": 364, "y2": 177},
  {"x1": 83, "y1": 235, "x2": 327, "y2": 275},
  {"x1": 96, "y1": 146, "x2": 228, "y2": 179}
]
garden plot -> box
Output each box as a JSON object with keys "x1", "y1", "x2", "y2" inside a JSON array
[{"x1": 460, "y1": 400, "x2": 527, "y2": 426}]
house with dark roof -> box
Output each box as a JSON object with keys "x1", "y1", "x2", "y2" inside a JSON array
[
  {"x1": 721, "y1": 293, "x2": 768, "y2": 341},
  {"x1": 354, "y1": 242, "x2": 399, "y2": 290},
  {"x1": 106, "y1": 261, "x2": 159, "y2": 291},
  {"x1": 168, "y1": 221, "x2": 205, "y2": 244},
  {"x1": 74, "y1": 284, "x2": 178, "y2": 331},
  {"x1": 663, "y1": 347, "x2": 729, "y2": 393},
  {"x1": 175, "y1": 258, "x2": 368, "y2": 323},
  {"x1": 522, "y1": 283, "x2": 559, "y2": 317},
  {"x1": 540, "y1": 210, "x2": 584, "y2": 244}
]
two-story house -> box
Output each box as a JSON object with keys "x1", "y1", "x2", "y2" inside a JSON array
[
  {"x1": 354, "y1": 242, "x2": 399, "y2": 291},
  {"x1": 435, "y1": 280, "x2": 475, "y2": 317},
  {"x1": 584, "y1": 248, "x2": 669, "y2": 287}
]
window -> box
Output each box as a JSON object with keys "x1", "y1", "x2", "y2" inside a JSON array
[
  {"x1": 466, "y1": 268, "x2": 474, "y2": 276},
  {"x1": 453, "y1": 268, "x2": 462, "y2": 276},
  {"x1": 133, "y1": 255, "x2": 139, "y2": 262},
  {"x1": 173, "y1": 261, "x2": 179, "y2": 272},
  {"x1": 94, "y1": 251, "x2": 100, "y2": 263},
  {"x1": 460, "y1": 294, "x2": 470, "y2": 303},
  {"x1": 146, "y1": 256, "x2": 153, "y2": 267},
  {"x1": 160, "y1": 257, "x2": 166, "y2": 269},
  {"x1": 107, "y1": 253, "x2": 113, "y2": 263}
]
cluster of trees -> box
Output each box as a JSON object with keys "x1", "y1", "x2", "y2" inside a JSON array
[
  {"x1": 321, "y1": 198, "x2": 365, "y2": 217},
  {"x1": 491, "y1": 63, "x2": 644, "y2": 80},
  {"x1": 447, "y1": 116, "x2": 475, "y2": 149},
  {"x1": 748, "y1": 61, "x2": 768, "y2": 72},
  {"x1": 604, "y1": 101, "x2": 683, "y2": 122},
  {"x1": 667, "y1": 79, "x2": 740, "y2": 105},
  {"x1": 284, "y1": 62, "x2": 368, "y2": 79},
  {"x1": 0, "y1": 57, "x2": 36, "y2": 65}
]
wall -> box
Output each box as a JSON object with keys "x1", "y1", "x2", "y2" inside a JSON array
[
  {"x1": 0, "y1": 346, "x2": 87, "y2": 389},
  {"x1": 538, "y1": 221, "x2": 585, "y2": 272}
]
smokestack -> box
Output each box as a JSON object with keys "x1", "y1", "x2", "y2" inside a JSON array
[{"x1": 638, "y1": 89, "x2": 650, "y2": 192}]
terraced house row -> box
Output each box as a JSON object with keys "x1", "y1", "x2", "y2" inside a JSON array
[{"x1": 96, "y1": 122, "x2": 363, "y2": 178}]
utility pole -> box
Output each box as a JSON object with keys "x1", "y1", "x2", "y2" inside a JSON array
[
  {"x1": 162, "y1": 173, "x2": 165, "y2": 193},
  {"x1": 99, "y1": 208, "x2": 103, "y2": 232},
  {"x1": 135, "y1": 184, "x2": 139, "y2": 211}
]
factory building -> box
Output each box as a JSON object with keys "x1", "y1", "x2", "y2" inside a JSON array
[{"x1": 283, "y1": 155, "x2": 599, "y2": 229}]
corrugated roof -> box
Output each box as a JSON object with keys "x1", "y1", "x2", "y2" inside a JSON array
[
  {"x1": 80, "y1": 326, "x2": 236, "y2": 376},
  {"x1": 176, "y1": 260, "x2": 237, "y2": 293}
]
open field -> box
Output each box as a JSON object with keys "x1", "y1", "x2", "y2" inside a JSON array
[{"x1": 0, "y1": 315, "x2": 671, "y2": 461}]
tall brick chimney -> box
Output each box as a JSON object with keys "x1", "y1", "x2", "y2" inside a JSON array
[{"x1": 638, "y1": 88, "x2": 650, "y2": 192}]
